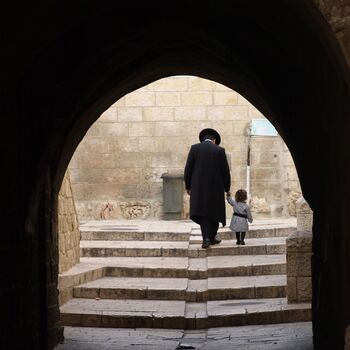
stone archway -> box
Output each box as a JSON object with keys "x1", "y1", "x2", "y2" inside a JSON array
[{"x1": 2, "y1": 1, "x2": 350, "y2": 349}]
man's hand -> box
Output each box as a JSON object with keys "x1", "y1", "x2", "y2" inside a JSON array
[
  {"x1": 186, "y1": 189, "x2": 191, "y2": 195},
  {"x1": 226, "y1": 191, "x2": 231, "y2": 197}
]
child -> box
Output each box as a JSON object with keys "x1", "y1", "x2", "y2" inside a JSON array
[{"x1": 227, "y1": 189, "x2": 253, "y2": 245}]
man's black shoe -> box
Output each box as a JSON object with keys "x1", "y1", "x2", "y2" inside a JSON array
[
  {"x1": 210, "y1": 237, "x2": 221, "y2": 245},
  {"x1": 202, "y1": 239, "x2": 210, "y2": 249}
]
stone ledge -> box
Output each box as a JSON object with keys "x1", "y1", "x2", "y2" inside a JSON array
[{"x1": 286, "y1": 231, "x2": 312, "y2": 251}]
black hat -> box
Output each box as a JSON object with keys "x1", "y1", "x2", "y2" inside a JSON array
[{"x1": 199, "y1": 128, "x2": 221, "y2": 145}]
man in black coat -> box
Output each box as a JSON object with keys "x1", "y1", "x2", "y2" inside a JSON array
[{"x1": 184, "y1": 128, "x2": 231, "y2": 248}]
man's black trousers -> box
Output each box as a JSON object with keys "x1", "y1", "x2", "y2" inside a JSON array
[{"x1": 198, "y1": 217, "x2": 219, "y2": 240}]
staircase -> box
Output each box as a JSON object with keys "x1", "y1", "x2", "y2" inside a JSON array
[{"x1": 59, "y1": 219, "x2": 311, "y2": 329}]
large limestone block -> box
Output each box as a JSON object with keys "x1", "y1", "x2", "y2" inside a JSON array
[
  {"x1": 128, "y1": 122, "x2": 155, "y2": 137},
  {"x1": 250, "y1": 137, "x2": 281, "y2": 151},
  {"x1": 143, "y1": 107, "x2": 174, "y2": 121},
  {"x1": 138, "y1": 137, "x2": 164, "y2": 152},
  {"x1": 249, "y1": 106, "x2": 264, "y2": 118},
  {"x1": 113, "y1": 137, "x2": 139, "y2": 153},
  {"x1": 115, "y1": 152, "x2": 151, "y2": 168},
  {"x1": 287, "y1": 167, "x2": 299, "y2": 182},
  {"x1": 287, "y1": 252, "x2": 312, "y2": 276},
  {"x1": 189, "y1": 77, "x2": 214, "y2": 90},
  {"x1": 155, "y1": 92, "x2": 181, "y2": 106},
  {"x1": 85, "y1": 122, "x2": 128, "y2": 137},
  {"x1": 72, "y1": 183, "x2": 120, "y2": 201},
  {"x1": 163, "y1": 137, "x2": 193, "y2": 153},
  {"x1": 296, "y1": 277, "x2": 312, "y2": 302},
  {"x1": 237, "y1": 94, "x2": 250, "y2": 105},
  {"x1": 155, "y1": 121, "x2": 186, "y2": 136},
  {"x1": 174, "y1": 106, "x2": 206, "y2": 120},
  {"x1": 258, "y1": 152, "x2": 280, "y2": 165},
  {"x1": 207, "y1": 106, "x2": 248, "y2": 121},
  {"x1": 224, "y1": 138, "x2": 247, "y2": 153},
  {"x1": 98, "y1": 107, "x2": 118, "y2": 122},
  {"x1": 284, "y1": 151, "x2": 296, "y2": 166},
  {"x1": 170, "y1": 153, "x2": 187, "y2": 168},
  {"x1": 151, "y1": 153, "x2": 173, "y2": 168},
  {"x1": 118, "y1": 107, "x2": 142, "y2": 122},
  {"x1": 296, "y1": 197, "x2": 313, "y2": 232},
  {"x1": 214, "y1": 121, "x2": 234, "y2": 136},
  {"x1": 286, "y1": 231, "x2": 312, "y2": 252},
  {"x1": 181, "y1": 92, "x2": 212, "y2": 106},
  {"x1": 233, "y1": 121, "x2": 250, "y2": 136},
  {"x1": 69, "y1": 152, "x2": 116, "y2": 169},
  {"x1": 73, "y1": 137, "x2": 113, "y2": 154},
  {"x1": 125, "y1": 92, "x2": 155, "y2": 106},
  {"x1": 212, "y1": 81, "x2": 231, "y2": 92},
  {"x1": 183, "y1": 121, "x2": 211, "y2": 136},
  {"x1": 69, "y1": 168, "x2": 141, "y2": 185},
  {"x1": 213, "y1": 91, "x2": 238, "y2": 105},
  {"x1": 251, "y1": 168, "x2": 280, "y2": 181}
]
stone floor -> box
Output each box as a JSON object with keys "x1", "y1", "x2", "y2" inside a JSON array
[{"x1": 56, "y1": 322, "x2": 313, "y2": 349}]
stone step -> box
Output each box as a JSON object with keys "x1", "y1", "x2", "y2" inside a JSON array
[
  {"x1": 80, "y1": 237, "x2": 286, "y2": 258},
  {"x1": 79, "y1": 255, "x2": 286, "y2": 279},
  {"x1": 72, "y1": 275, "x2": 286, "y2": 301},
  {"x1": 60, "y1": 297, "x2": 311, "y2": 329},
  {"x1": 191, "y1": 226, "x2": 295, "y2": 243},
  {"x1": 80, "y1": 240, "x2": 189, "y2": 257},
  {"x1": 80, "y1": 225, "x2": 295, "y2": 241},
  {"x1": 81, "y1": 230, "x2": 190, "y2": 242},
  {"x1": 80, "y1": 220, "x2": 191, "y2": 242}
]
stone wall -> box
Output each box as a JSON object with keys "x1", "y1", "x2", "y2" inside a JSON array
[
  {"x1": 68, "y1": 76, "x2": 301, "y2": 220},
  {"x1": 250, "y1": 137, "x2": 301, "y2": 217},
  {"x1": 58, "y1": 172, "x2": 80, "y2": 273}
]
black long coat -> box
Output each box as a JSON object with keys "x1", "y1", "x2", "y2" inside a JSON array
[{"x1": 184, "y1": 141, "x2": 231, "y2": 226}]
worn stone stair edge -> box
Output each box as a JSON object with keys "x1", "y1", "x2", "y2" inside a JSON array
[
  {"x1": 80, "y1": 226, "x2": 296, "y2": 241},
  {"x1": 105, "y1": 262, "x2": 286, "y2": 279},
  {"x1": 80, "y1": 242, "x2": 286, "y2": 258},
  {"x1": 60, "y1": 305, "x2": 311, "y2": 329},
  {"x1": 73, "y1": 285, "x2": 286, "y2": 302},
  {"x1": 72, "y1": 274, "x2": 287, "y2": 301}
]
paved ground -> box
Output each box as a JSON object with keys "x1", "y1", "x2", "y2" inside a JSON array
[{"x1": 56, "y1": 322, "x2": 313, "y2": 349}]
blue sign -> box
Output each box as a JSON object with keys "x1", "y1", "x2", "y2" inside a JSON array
[{"x1": 251, "y1": 119, "x2": 278, "y2": 136}]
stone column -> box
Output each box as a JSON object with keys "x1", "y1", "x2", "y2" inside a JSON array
[{"x1": 286, "y1": 197, "x2": 313, "y2": 303}]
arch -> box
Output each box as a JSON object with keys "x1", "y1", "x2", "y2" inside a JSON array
[{"x1": 3, "y1": 1, "x2": 350, "y2": 349}]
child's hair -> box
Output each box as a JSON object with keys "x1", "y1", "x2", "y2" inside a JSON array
[{"x1": 235, "y1": 189, "x2": 247, "y2": 202}]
